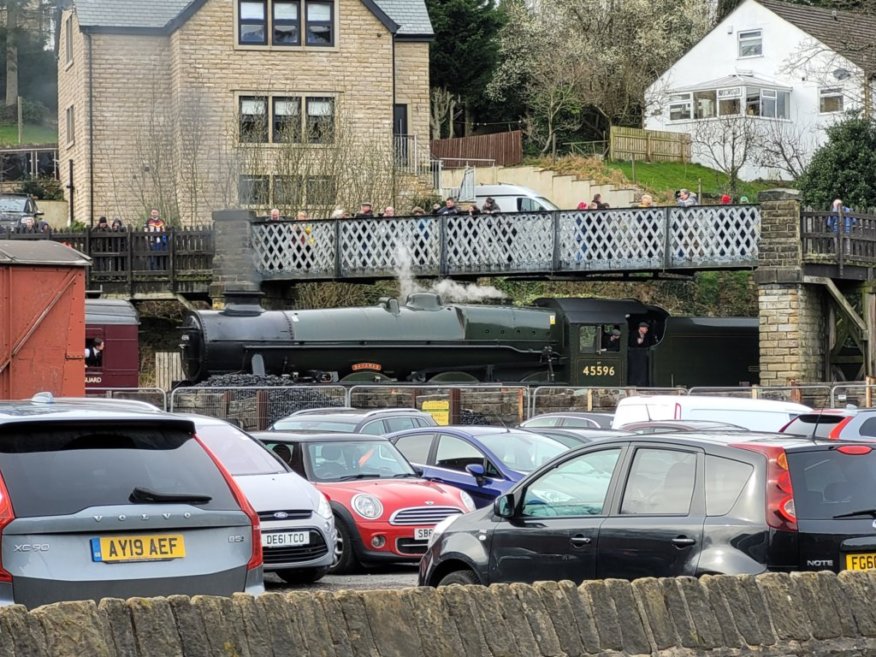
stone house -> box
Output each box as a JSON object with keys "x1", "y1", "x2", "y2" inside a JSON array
[
  {"x1": 645, "y1": 0, "x2": 876, "y2": 182},
  {"x1": 57, "y1": 0, "x2": 433, "y2": 226}
]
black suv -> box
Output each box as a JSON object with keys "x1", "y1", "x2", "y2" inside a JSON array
[
  {"x1": 0, "y1": 194, "x2": 41, "y2": 231},
  {"x1": 270, "y1": 407, "x2": 437, "y2": 435},
  {"x1": 420, "y1": 433, "x2": 876, "y2": 586}
]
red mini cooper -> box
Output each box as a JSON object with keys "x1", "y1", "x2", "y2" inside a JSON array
[{"x1": 254, "y1": 432, "x2": 475, "y2": 573}]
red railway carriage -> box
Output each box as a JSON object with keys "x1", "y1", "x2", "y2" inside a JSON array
[{"x1": 85, "y1": 299, "x2": 140, "y2": 391}]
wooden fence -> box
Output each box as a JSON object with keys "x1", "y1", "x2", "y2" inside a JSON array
[
  {"x1": 430, "y1": 130, "x2": 523, "y2": 168},
  {"x1": 609, "y1": 126, "x2": 691, "y2": 163}
]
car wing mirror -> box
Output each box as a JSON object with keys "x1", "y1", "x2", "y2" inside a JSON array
[
  {"x1": 465, "y1": 463, "x2": 486, "y2": 482},
  {"x1": 411, "y1": 465, "x2": 424, "y2": 477},
  {"x1": 493, "y1": 493, "x2": 515, "y2": 519}
]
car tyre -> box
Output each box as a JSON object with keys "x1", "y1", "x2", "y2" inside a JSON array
[
  {"x1": 275, "y1": 567, "x2": 329, "y2": 585},
  {"x1": 438, "y1": 569, "x2": 479, "y2": 586},
  {"x1": 329, "y1": 516, "x2": 360, "y2": 574}
]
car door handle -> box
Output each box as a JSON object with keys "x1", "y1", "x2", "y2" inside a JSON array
[
  {"x1": 570, "y1": 534, "x2": 592, "y2": 547},
  {"x1": 671, "y1": 536, "x2": 696, "y2": 547}
]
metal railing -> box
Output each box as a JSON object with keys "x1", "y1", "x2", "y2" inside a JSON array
[
  {"x1": 252, "y1": 205, "x2": 761, "y2": 279},
  {"x1": 84, "y1": 387, "x2": 168, "y2": 411}
]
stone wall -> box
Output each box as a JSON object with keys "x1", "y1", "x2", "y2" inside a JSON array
[
  {"x1": 11, "y1": 571, "x2": 876, "y2": 656},
  {"x1": 756, "y1": 189, "x2": 826, "y2": 385}
]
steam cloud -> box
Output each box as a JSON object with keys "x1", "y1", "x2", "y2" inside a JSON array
[{"x1": 394, "y1": 246, "x2": 506, "y2": 303}]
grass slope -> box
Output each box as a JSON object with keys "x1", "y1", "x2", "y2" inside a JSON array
[{"x1": 0, "y1": 123, "x2": 57, "y2": 146}]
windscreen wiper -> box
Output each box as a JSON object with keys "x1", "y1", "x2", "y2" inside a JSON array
[
  {"x1": 129, "y1": 486, "x2": 212, "y2": 505},
  {"x1": 336, "y1": 474, "x2": 377, "y2": 481},
  {"x1": 833, "y1": 508, "x2": 876, "y2": 519}
]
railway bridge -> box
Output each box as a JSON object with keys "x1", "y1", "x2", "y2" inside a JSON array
[{"x1": 1, "y1": 189, "x2": 873, "y2": 385}]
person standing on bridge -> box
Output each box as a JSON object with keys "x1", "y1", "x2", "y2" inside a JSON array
[
  {"x1": 145, "y1": 209, "x2": 168, "y2": 271},
  {"x1": 677, "y1": 189, "x2": 698, "y2": 207},
  {"x1": 827, "y1": 198, "x2": 856, "y2": 256}
]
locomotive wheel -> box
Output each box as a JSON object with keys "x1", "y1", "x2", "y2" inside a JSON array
[
  {"x1": 427, "y1": 372, "x2": 480, "y2": 383},
  {"x1": 340, "y1": 371, "x2": 394, "y2": 383},
  {"x1": 520, "y1": 370, "x2": 552, "y2": 383}
]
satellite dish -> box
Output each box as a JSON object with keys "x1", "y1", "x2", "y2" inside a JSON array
[{"x1": 833, "y1": 68, "x2": 851, "y2": 80}]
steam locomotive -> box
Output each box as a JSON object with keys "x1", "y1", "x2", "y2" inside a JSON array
[{"x1": 179, "y1": 292, "x2": 759, "y2": 388}]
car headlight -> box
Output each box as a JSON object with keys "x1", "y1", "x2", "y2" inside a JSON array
[
  {"x1": 316, "y1": 493, "x2": 332, "y2": 520},
  {"x1": 351, "y1": 494, "x2": 383, "y2": 520},
  {"x1": 427, "y1": 514, "x2": 459, "y2": 549},
  {"x1": 458, "y1": 490, "x2": 476, "y2": 512}
]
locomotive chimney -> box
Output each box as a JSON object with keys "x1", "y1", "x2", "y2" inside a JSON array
[{"x1": 221, "y1": 290, "x2": 265, "y2": 317}]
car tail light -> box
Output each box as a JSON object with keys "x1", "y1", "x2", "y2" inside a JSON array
[
  {"x1": 195, "y1": 436, "x2": 263, "y2": 571},
  {"x1": 828, "y1": 417, "x2": 853, "y2": 440},
  {"x1": 674, "y1": 403, "x2": 682, "y2": 420},
  {"x1": 837, "y1": 444, "x2": 872, "y2": 455},
  {"x1": 732, "y1": 444, "x2": 797, "y2": 532},
  {"x1": 0, "y1": 474, "x2": 14, "y2": 582}
]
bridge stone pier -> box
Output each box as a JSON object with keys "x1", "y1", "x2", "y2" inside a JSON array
[{"x1": 755, "y1": 190, "x2": 827, "y2": 385}]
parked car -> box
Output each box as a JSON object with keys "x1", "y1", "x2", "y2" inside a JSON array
[
  {"x1": 420, "y1": 432, "x2": 876, "y2": 587},
  {"x1": 252, "y1": 431, "x2": 474, "y2": 573},
  {"x1": 779, "y1": 408, "x2": 860, "y2": 439},
  {"x1": 618, "y1": 419, "x2": 749, "y2": 434},
  {"x1": 0, "y1": 397, "x2": 263, "y2": 608},
  {"x1": 270, "y1": 408, "x2": 437, "y2": 435},
  {"x1": 524, "y1": 427, "x2": 630, "y2": 448},
  {"x1": 0, "y1": 193, "x2": 41, "y2": 232},
  {"x1": 386, "y1": 426, "x2": 569, "y2": 508},
  {"x1": 182, "y1": 414, "x2": 336, "y2": 584},
  {"x1": 611, "y1": 395, "x2": 811, "y2": 431},
  {"x1": 520, "y1": 412, "x2": 614, "y2": 430}
]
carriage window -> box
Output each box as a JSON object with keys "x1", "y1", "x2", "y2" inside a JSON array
[{"x1": 578, "y1": 325, "x2": 598, "y2": 353}]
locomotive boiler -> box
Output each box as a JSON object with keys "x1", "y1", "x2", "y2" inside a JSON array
[{"x1": 180, "y1": 292, "x2": 759, "y2": 388}]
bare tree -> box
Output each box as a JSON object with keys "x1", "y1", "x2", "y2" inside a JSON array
[
  {"x1": 689, "y1": 116, "x2": 763, "y2": 194},
  {"x1": 755, "y1": 119, "x2": 816, "y2": 180},
  {"x1": 430, "y1": 87, "x2": 461, "y2": 139}
]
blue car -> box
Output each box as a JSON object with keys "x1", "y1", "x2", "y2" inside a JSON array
[{"x1": 386, "y1": 426, "x2": 568, "y2": 508}]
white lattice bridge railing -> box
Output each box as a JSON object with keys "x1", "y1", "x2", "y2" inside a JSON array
[{"x1": 251, "y1": 205, "x2": 761, "y2": 279}]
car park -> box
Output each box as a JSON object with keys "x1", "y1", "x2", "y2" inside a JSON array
[
  {"x1": 386, "y1": 426, "x2": 569, "y2": 508},
  {"x1": 182, "y1": 414, "x2": 336, "y2": 584},
  {"x1": 270, "y1": 407, "x2": 437, "y2": 434},
  {"x1": 253, "y1": 431, "x2": 474, "y2": 573},
  {"x1": 0, "y1": 396, "x2": 263, "y2": 608},
  {"x1": 520, "y1": 412, "x2": 614, "y2": 429},
  {"x1": 618, "y1": 419, "x2": 749, "y2": 434},
  {"x1": 420, "y1": 432, "x2": 876, "y2": 587}
]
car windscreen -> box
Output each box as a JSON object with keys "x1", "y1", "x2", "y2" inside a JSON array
[
  {"x1": 195, "y1": 422, "x2": 286, "y2": 476},
  {"x1": 304, "y1": 440, "x2": 416, "y2": 481},
  {"x1": 782, "y1": 415, "x2": 846, "y2": 439},
  {"x1": 0, "y1": 422, "x2": 238, "y2": 517},
  {"x1": 787, "y1": 447, "x2": 876, "y2": 519},
  {"x1": 0, "y1": 197, "x2": 27, "y2": 213},
  {"x1": 273, "y1": 419, "x2": 359, "y2": 432},
  {"x1": 475, "y1": 432, "x2": 569, "y2": 473}
]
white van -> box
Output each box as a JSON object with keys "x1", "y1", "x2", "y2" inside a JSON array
[
  {"x1": 475, "y1": 184, "x2": 559, "y2": 213},
  {"x1": 611, "y1": 395, "x2": 812, "y2": 432}
]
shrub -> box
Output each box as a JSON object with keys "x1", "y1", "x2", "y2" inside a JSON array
[{"x1": 17, "y1": 176, "x2": 64, "y2": 200}]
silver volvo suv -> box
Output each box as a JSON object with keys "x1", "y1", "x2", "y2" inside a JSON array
[{"x1": 0, "y1": 396, "x2": 264, "y2": 608}]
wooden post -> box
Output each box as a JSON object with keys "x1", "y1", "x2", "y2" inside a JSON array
[
  {"x1": 586, "y1": 388, "x2": 593, "y2": 411},
  {"x1": 789, "y1": 380, "x2": 802, "y2": 404},
  {"x1": 865, "y1": 376, "x2": 875, "y2": 408}
]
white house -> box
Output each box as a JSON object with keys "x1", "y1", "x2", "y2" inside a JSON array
[{"x1": 644, "y1": 0, "x2": 876, "y2": 182}]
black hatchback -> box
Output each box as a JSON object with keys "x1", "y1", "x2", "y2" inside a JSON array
[{"x1": 419, "y1": 433, "x2": 876, "y2": 586}]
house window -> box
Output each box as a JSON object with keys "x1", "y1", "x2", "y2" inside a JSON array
[
  {"x1": 239, "y1": 0, "x2": 267, "y2": 45},
  {"x1": 273, "y1": 0, "x2": 300, "y2": 45},
  {"x1": 717, "y1": 87, "x2": 741, "y2": 116},
  {"x1": 240, "y1": 96, "x2": 268, "y2": 142},
  {"x1": 65, "y1": 105, "x2": 75, "y2": 147},
  {"x1": 776, "y1": 91, "x2": 789, "y2": 119},
  {"x1": 274, "y1": 175, "x2": 303, "y2": 205},
  {"x1": 273, "y1": 97, "x2": 302, "y2": 142},
  {"x1": 239, "y1": 175, "x2": 270, "y2": 205},
  {"x1": 306, "y1": 176, "x2": 336, "y2": 205},
  {"x1": 306, "y1": 1, "x2": 333, "y2": 46},
  {"x1": 693, "y1": 90, "x2": 716, "y2": 119},
  {"x1": 669, "y1": 93, "x2": 691, "y2": 121},
  {"x1": 738, "y1": 30, "x2": 762, "y2": 58},
  {"x1": 64, "y1": 15, "x2": 73, "y2": 65},
  {"x1": 819, "y1": 88, "x2": 844, "y2": 113},
  {"x1": 306, "y1": 97, "x2": 334, "y2": 143},
  {"x1": 238, "y1": 0, "x2": 332, "y2": 46}
]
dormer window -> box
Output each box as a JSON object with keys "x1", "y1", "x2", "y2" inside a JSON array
[{"x1": 738, "y1": 30, "x2": 762, "y2": 58}]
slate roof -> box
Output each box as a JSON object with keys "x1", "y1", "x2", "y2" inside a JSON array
[
  {"x1": 72, "y1": 0, "x2": 432, "y2": 37},
  {"x1": 758, "y1": 0, "x2": 876, "y2": 73}
]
